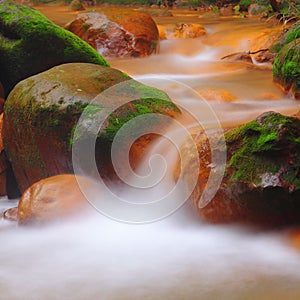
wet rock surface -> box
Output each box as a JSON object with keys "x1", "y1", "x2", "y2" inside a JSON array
[
  {"x1": 179, "y1": 112, "x2": 300, "y2": 227},
  {"x1": 3, "y1": 63, "x2": 180, "y2": 192},
  {"x1": 173, "y1": 23, "x2": 206, "y2": 39},
  {"x1": 2, "y1": 206, "x2": 18, "y2": 222},
  {"x1": 273, "y1": 39, "x2": 300, "y2": 99},
  {"x1": 0, "y1": 0, "x2": 108, "y2": 96},
  {"x1": 65, "y1": 10, "x2": 159, "y2": 57},
  {"x1": 17, "y1": 174, "x2": 95, "y2": 225}
]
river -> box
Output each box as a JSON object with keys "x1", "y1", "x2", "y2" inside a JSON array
[{"x1": 0, "y1": 5, "x2": 300, "y2": 299}]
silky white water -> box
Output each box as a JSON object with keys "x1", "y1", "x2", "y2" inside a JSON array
[
  {"x1": 1, "y1": 13, "x2": 300, "y2": 299},
  {"x1": 1, "y1": 200, "x2": 300, "y2": 299}
]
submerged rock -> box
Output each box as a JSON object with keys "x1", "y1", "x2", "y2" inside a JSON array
[
  {"x1": 65, "y1": 10, "x2": 159, "y2": 58},
  {"x1": 18, "y1": 174, "x2": 95, "y2": 225},
  {"x1": 197, "y1": 89, "x2": 237, "y2": 102},
  {"x1": 173, "y1": 23, "x2": 206, "y2": 39},
  {"x1": 3, "y1": 63, "x2": 180, "y2": 192},
  {"x1": 0, "y1": 0, "x2": 108, "y2": 96},
  {"x1": 180, "y1": 112, "x2": 300, "y2": 227},
  {"x1": 69, "y1": 0, "x2": 85, "y2": 11}
]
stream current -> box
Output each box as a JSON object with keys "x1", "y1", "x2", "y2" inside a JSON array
[{"x1": 0, "y1": 8, "x2": 300, "y2": 299}]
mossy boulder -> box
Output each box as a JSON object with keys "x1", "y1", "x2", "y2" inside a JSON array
[
  {"x1": 3, "y1": 63, "x2": 180, "y2": 192},
  {"x1": 272, "y1": 21, "x2": 300, "y2": 99},
  {"x1": 0, "y1": 0, "x2": 108, "y2": 96},
  {"x1": 273, "y1": 39, "x2": 300, "y2": 99},
  {"x1": 179, "y1": 112, "x2": 300, "y2": 227},
  {"x1": 65, "y1": 10, "x2": 159, "y2": 58},
  {"x1": 248, "y1": 3, "x2": 271, "y2": 16},
  {"x1": 69, "y1": 0, "x2": 85, "y2": 11}
]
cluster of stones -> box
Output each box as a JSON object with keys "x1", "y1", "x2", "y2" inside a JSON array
[{"x1": 0, "y1": 1, "x2": 180, "y2": 224}]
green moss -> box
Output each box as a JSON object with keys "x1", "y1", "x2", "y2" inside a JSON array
[
  {"x1": 285, "y1": 22, "x2": 300, "y2": 44},
  {"x1": 0, "y1": 0, "x2": 109, "y2": 95},
  {"x1": 225, "y1": 112, "x2": 300, "y2": 186},
  {"x1": 273, "y1": 39, "x2": 300, "y2": 96},
  {"x1": 3, "y1": 62, "x2": 181, "y2": 191},
  {"x1": 239, "y1": 0, "x2": 252, "y2": 11}
]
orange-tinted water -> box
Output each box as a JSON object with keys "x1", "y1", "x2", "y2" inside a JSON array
[{"x1": 1, "y1": 5, "x2": 300, "y2": 300}]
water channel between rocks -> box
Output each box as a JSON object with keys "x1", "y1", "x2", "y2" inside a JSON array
[{"x1": 0, "y1": 6, "x2": 300, "y2": 300}]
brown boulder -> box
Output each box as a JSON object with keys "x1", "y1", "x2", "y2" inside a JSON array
[
  {"x1": 18, "y1": 174, "x2": 95, "y2": 225},
  {"x1": 3, "y1": 63, "x2": 180, "y2": 192},
  {"x1": 65, "y1": 11, "x2": 159, "y2": 58},
  {"x1": 173, "y1": 23, "x2": 206, "y2": 39},
  {"x1": 179, "y1": 112, "x2": 300, "y2": 227},
  {"x1": 69, "y1": 0, "x2": 85, "y2": 11},
  {"x1": 219, "y1": 6, "x2": 234, "y2": 16}
]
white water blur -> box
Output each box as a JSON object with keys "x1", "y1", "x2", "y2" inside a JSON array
[
  {"x1": 1, "y1": 199, "x2": 300, "y2": 300},
  {"x1": 1, "y1": 16, "x2": 300, "y2": 300}
]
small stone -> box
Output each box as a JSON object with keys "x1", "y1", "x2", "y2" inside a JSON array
[
  {"x1": 173, "y1": 23, "x2": 206, "y2": 39},
  {"x1": 18, "y1": 174, "x2": 96, "y2": 225},
  {"x1": 2, "y1": 207, "x2": 18, "y2": 222}
]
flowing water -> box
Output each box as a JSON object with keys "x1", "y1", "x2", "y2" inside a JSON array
[{"x1": 1, "y1": 6, "x2": 300, "y2": 299}]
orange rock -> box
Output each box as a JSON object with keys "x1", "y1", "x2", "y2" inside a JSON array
[
  {"x1": 65, "y1": 11, "x2": 159, "y2": 57},
  {"x1": 2, "y1": 207, "x2": 18, "y2": 222},
  {"x1": 177, "y1": 112, "x2": 300, "y2": 227},
  {"x1": 219, "y1": 6, "x2": 234, "y2": 16},
  {"x1": 18, "y1": 174, "x2": 96, "y2": 225},
  {"x1": 173, "y1": 23, "x2": 206, "y2": 39},
  {"x1": 157, "y1": 25, "x2": 167, "y2": 40}
]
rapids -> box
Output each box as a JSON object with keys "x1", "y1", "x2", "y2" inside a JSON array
[{"x1": 1, "y1": 6, "x2": 300, "y2": 299}]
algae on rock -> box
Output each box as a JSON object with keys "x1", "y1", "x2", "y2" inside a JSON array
[{"x1": 0, "y1": 0, "x2": 109, "y2": 96}]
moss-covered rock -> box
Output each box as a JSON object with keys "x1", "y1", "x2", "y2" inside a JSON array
[
  {"x1": 179, "y1": 112, "x2": 300, "y2": 227},
  {"x1": 273, "y1": 39, "x2": 300, "y2": 99},
  {"x1": 3, "y1": 63, "x2": 180, "y2": 192},
  {"x1": 248, "y1": 3, "x2": 271, "y2": 16},
  {"x1": 0, "y1": 0, "x2": 108, "y2": 96},
  {"x1": 69, "y1": 0, "x2": 85, "y2": 11},
  {"x1": 65, "y1": 10, "x2": 159, "y2": 58}
]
